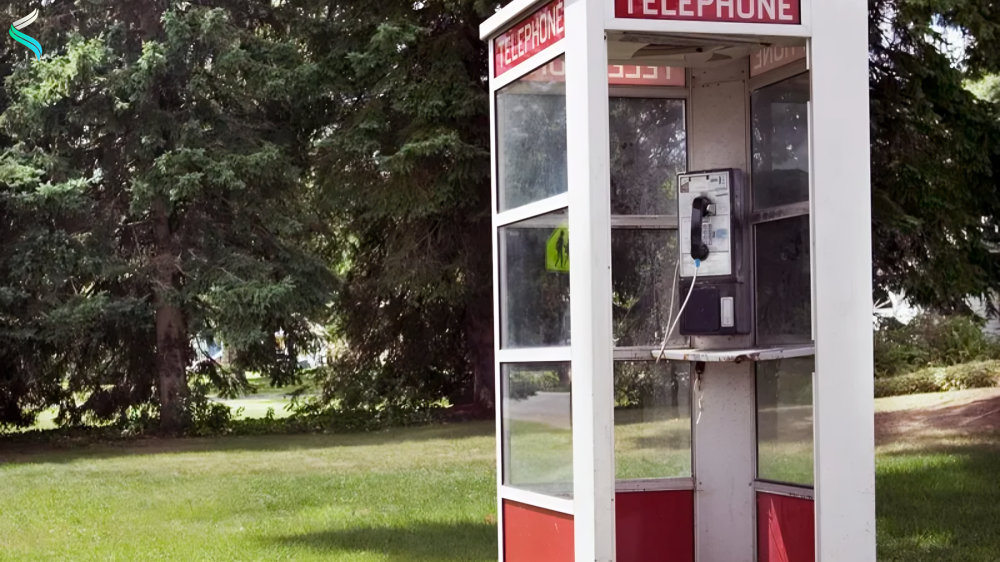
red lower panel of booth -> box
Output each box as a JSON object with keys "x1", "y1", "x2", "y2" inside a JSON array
[
  {"x1": 616, "y1": 490, "x2": 694, "y2": 562},
  {"x1": 757, "y1": 492, "x2": 815, "y2": 562},
  {"x1": 503, "y1": 500, "x2": 574, "y2": 562},
  {"x1": 503, "y1": 491, "x2": 695, "y2": 562}
]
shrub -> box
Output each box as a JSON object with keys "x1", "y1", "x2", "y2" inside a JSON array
[
  {"x1": 874, "y1": 360, "x2": 1000, "y2": 398},
  {"x1": 508, "y1": 369, "x2": 562, "y2": 401},
  {"x1": 874, "y1": 313, "x2": 1000, "y2": 377}
]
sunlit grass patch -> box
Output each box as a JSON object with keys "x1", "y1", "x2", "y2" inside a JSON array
[
  {"x1": 0, "y1": 423, "x2": 498, "y2": 562},
  {"x1": 877, "y1": 435, "x2": 1000, "y2": 562}
]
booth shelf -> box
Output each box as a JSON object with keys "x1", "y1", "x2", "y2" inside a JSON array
[{"x1": 651, "y1": 345, "x2": 815, "y2": 363}]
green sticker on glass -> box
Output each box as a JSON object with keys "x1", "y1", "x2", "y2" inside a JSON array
[{"x1": 546, "y1": 224, "x2": 569, "y2": 273}]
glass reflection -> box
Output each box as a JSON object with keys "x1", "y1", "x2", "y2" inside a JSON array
[
  {"x1": 756, "y1": 216, "x2": 811, "y2": 345},
  {"x1": 609, "y1": 98, "x2": 686, "y2": 216},
  {"x1": 751, "y1": 73, "x2": 810, "y2": 209},
  {"x1": 501, "y1": 210, "x2": 571, "y2": 348},
  {"x1": 497, "y1": 57, "x2": 568, "y2": 212},
  {"x1": 614, "y1": 361, "x2": 692, "y2": 480},
  {"x1": 503, "y1": 362, "x2": 573, "y2": 498},
  {"x1": 756, "y1": 357, "x2": 814, "y2": 486},
  {"x1": 612, "y1": 230, "x2": 683, "y2": 348}
]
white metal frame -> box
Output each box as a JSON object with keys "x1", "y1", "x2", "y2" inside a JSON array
[
  {"x1": 496, "y1": 194, "x2": 570, "y2": 228},
  {"x1": 493, "y1": 42, "x2": 568, "y2": 91},
  {"x1": 809, "y1": 0, "x2": 875, "y2": 560},
  {"x1": 487, "y1": 5, "x2": 573, "y2": 562},
  {"x1": 499, "y1": 485, "x2": 575, "y2": 515},
  {"x1": 565, "y1": 0, "x2": 616, "y2": 560}
]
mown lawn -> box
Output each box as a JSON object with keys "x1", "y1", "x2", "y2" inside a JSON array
[
  {"x1": 875, "y1": 390, "x2": 1000, "y2": 562},
  {"x1": 14, "y1": 375, "x2": 300, "y2": 433},
  {"x1": 877, "y1": 434, "x2": 1000, "y2": 562},
  {"x1": 1, "y1": 393, "x2": 998, "y2": 561},
  {"x1": 0, "y1": 424, "x2": 498, "y2": 562}
]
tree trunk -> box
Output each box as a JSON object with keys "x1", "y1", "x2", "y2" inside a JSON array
[
  {"x1": 464, "y1": 288, "x2": 495, "y2": 413},
  {"x1": 463, "y1": 208, "x2": 496, "y2": 414},
  {"x1": 152, "y1": 197, "x2": 188, "y2": 433}
]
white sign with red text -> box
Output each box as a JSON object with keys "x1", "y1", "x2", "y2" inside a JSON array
[
  {"x1": 494, "y1": 0, "x2": 565, "y2": 78},
  {"x1": 615, "y1": 0, "x2": 800, "y2": 24}
]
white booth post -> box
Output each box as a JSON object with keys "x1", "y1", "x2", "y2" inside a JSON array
[
  {"x1": 810, "y1": 0, "x2": 876, "y2": 560},
  {"x1": 565, "y1": 0, "x2": 616, "y2": 561},
  {"x1": 482, "y1": 0, "x2": 875, "y2": 560}
]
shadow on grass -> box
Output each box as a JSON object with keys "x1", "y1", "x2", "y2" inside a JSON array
[
  {"x1": 877, "y1": 439, "x2": 1000, "y2": 562},
  {"x1": 268, "y1": 521, "x2": 497, "y2": 562},
  {"x1": 0, "y1": 421, "x2": 496, "y2": 466}
]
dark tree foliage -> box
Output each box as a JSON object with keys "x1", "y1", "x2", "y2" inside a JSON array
[
  {"x1": 8, "y1": 0, "x2": 1000, "y2": 431},
  {"x1": 0, "y1": 1, "x2": 335, "y2": 431},
  {"x1": 870, "y1": 0, "x2": 1000, "y2": 313},
  {"x1": 304, "y1": 0, "x2": 501, "y2": 413}
]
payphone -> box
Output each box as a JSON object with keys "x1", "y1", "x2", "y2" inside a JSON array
[{"x1": 675, "y1": 169, "x2": 751, "y2": 336}]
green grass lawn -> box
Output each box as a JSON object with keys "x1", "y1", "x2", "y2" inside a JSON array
[
  {"x1": 14, "y1": 376, "x2": 299, "y2": 433},
  {"x1": 2, "y1": 393, "x2": 998, "y2": 561},
  {"x1": 0, "y1": 424, "x2": 498, "y2": 562},
  {"x1": 874, "y1": 391, "x2": 1000, "y2": 562},
  {"x1": 614, "y1": 408, "x2": 691, "y2": 481},
  {"x1": 877, "y1": 434, "x2": 1000, "y2": 562},
  {"x1": 215, "y1": 377, "x2": 297, "y2": 420}
]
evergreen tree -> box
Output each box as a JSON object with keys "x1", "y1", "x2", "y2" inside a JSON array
[
  {"x1": 302, "y1": 0, "x2": 499, "y2": 412},
  {"x1": 0, "y1": 0, "x2": 334, "y2": 431},
  {"x1": 871, "y1": 0, "x2": 1000, "y2": 312}
]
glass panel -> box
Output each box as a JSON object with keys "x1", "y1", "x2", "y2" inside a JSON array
[
  {"x1": 503, "y1": 362, "x2": 573, "y2": 498},
  {"x1": 501, "y1": 210, "x2": 571, "y2": 348},
  {"x1": 614, "y1": 361, "x2": 692, "y2": 480},
  {"x1": 756, "y1": 357, "x2": 815, "y2": 486},
  {"x1": 751, "y1": 73, "x2": 810, "y2": 209},
  {"x1": 612, "y1": 229, "x2": 684, "y2": 348},
  {"x1": 609, "y1": 98, "x2": 687, "y2": 216},
  {"x1": 497, "y1": 57, "x2": 568, "y2": 212},
  {"x1": 756, "y1": 215, "x2": 811, "y2": 345}
]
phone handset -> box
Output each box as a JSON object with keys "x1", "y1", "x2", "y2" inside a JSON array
[{"x1": 690, "y1": 196, "x2": 715, "y2": 261}]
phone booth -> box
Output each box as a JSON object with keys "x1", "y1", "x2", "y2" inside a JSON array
[{"x1": 482, "y1": 0, "x2": 874, "y2": 561}]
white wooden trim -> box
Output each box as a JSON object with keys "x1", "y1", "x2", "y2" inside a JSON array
[
  {"x1": 488, "y1": 40, "x2": 506, "y2": 562},
  {"x1": 491, "y1": 41, "x2": 568, "y2": 91},
  {"x1": 604, "y1": 18, "x2": 811, "y2": 38},
  {"x1": 481, "y1": 0, "x2": 548, "y2": 40},
  {"x1": 566, "y1": 0, "x2": 616, "y2": 560},
  {"x1": 496, "y1": 193, "x2": 570, "y2": 227},
  {"x1": 799, "y1": 0, "x2": 813, "y2": 31},
  {"x1": 498, "y1": 347, "x2": 573, "y2": 364},
  {"x1": 809, "y1": 0, "x2": 876, "y2": 557},
  {"x1": 500, "y1": 485, "x2": 576, "y2": 515}
]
